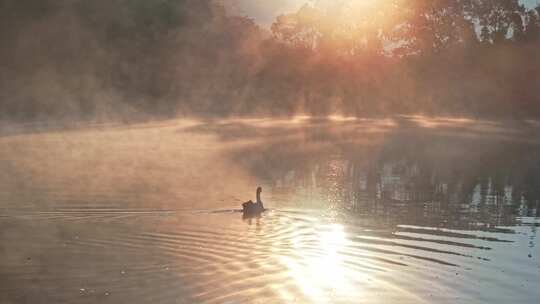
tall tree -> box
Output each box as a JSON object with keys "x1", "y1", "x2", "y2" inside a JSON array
[
  {"x1": 387, "y1": 0, "x2": 478, "y2": 56},
  {"x1": 471, "y1": 0, "x2": 524, "y2": 44},
  {"x1": 523, "y1": 7, "x2": 540, "y2": 43}
]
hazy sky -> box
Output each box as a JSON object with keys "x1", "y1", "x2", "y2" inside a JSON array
[
  {"x1": 225, "y1": 0, "x2": 306, "y2": 26},
  {"x1": 229, "y1": 0, "x2": 540, "y2": 27},
  {"x1": 523, "y1": 0, "x2": 540, "y2": 8}
]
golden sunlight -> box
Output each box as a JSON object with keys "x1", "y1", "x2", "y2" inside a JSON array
[
  {"x1": 269, "y1": 0, "x2": 397, "y2": 51},
  {"x1": 5, "y1": 0, "x2": 540, "y2": 303},
  {"x1": 280, "y1": 224, "x2": 366, "y2": 302}
]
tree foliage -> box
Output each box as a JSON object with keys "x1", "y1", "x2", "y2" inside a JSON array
[{"x1": 1, "y1": 0, "x2": 540, "y2": 121}]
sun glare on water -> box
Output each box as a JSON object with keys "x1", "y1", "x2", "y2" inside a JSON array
[{"x1": 279, "y1": 224, "x2": 365, "y2": 302}]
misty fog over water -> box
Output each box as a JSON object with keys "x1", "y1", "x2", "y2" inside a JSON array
[{"x1": 2, "y1": 0, "x2": 540, "y2": 303}]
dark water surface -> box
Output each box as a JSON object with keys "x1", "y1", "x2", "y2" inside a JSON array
[{"x1": 1, "y1": 117, "x2": 540, "y2": 303}]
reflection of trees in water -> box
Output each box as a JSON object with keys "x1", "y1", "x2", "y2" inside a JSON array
[
  {"x1": 186, "y1": 118, "x2": 540, "y2": 229},
  {"x1": 243, "y1": 128, "x2": 540, "y2": 229}
]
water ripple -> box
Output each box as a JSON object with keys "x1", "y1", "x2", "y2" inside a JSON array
[{"x1": 1, "y1": 208, "x2": 536, "y2": 303}]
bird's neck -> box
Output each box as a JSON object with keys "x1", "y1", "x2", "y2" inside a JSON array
[{"x1": 256, "y1": 191, "x2": 261, "y2": 203}]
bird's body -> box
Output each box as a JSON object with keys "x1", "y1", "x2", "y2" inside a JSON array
[{"x1": 242, "y1": 187, "x2": 265, "y2": 216}]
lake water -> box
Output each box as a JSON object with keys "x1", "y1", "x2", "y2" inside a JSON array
[{"x1": 1, "y1": 116, "x2": 540, "y2": 303}]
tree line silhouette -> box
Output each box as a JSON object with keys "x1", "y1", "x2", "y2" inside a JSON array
[{"x1": 1, "y1": 0, "x2": 539, "y2": 122}]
